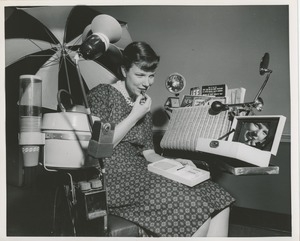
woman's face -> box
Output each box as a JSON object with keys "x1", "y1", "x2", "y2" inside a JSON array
[
  {"x1": 122, "y1": 64, "x2": 156, "y2": 99},
  {"x1": 243, "y1": 122, "x2": 269, "y2": 145}
]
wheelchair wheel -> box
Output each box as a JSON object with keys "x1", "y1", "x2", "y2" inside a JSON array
[{"x1": 51, "y1": 185, "x2": 76, "y2": 236}]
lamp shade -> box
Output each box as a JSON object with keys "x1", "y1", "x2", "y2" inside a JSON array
[
  {"x1": 79, "y1": 33, "x2": 107, "y2": 60},
  {"x1": 81, "y1": 24, "x2": 92, "y2": 42},
  {"x1": 79, "y1": 14, "x2": 123, "y2": 60},
  {"x1": 91, "y1": 14, "x2": 122, "y2": 44}
]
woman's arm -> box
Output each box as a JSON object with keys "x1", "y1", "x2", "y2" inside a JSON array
[
  {"x1": 113, "y1": 94, "x2": 151, "y2": 147},
  {"x1": 87, "y1": 85, "x2": 149, "y2": 148}
]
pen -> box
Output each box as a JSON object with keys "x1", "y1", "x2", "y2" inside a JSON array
[
  {"x1": 177, "y1": 165, "x2": 186, "y2": 171},
  {"x1": 218, "y1": 129, "x2": 236, "y2": 140},
  {"x1": 142, "y1": 90, "x2": 146, "y2": 98},
  {"x1": 140, "y1": 90, "x2": 147, "y2": 104}
]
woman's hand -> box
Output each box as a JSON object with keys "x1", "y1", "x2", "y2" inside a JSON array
[
  {"x1": 129, "y1": 94, "x2": 152, "y2": 121},
  {"x1": 143, "y1": 149, "x2": 165, "y2": 163},
  {"x1": 175, "y1": 158, "x2": 196, "y2": 167}
]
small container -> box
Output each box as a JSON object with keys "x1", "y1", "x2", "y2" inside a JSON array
[
  {"x1": 19, "y1": 75, "x2": 44, "y2": 167},
  {"x1": 19, "y1": 75, "x2": 42, "y2": 132},
  {"x1": 89, "y1": 179, "x2": 103, "y2": 189}
]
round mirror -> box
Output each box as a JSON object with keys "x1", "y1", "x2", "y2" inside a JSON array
[
  {"x1": 165, "y1": 73, "x2": 186, "y2": 95},
  {"x1": 259, "y1": 52, "x2": 270, "y2": 75}
]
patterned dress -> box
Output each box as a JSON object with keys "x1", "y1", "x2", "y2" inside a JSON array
[{"x1": 87, "y1": 84, "x2": 235, "y2": 237}]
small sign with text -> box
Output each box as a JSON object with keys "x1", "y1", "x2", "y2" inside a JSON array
[{"x1": 201, "y1": 84, "x2": 227, "y2": 97}]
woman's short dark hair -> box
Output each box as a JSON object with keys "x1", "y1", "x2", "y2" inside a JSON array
[
  {"x1": 255, "y1": 122, "x2": 275, "y2": 151},
  {"x1": 122, "y1": 41, "x2": 160, "y2": 71}
]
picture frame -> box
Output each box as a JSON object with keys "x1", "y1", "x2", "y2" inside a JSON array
[
  {"x1": 180, "y1": 95, "x2": 195, "y2": 107},
  {"x1": 165, "y1": 97, "x2": 180, "y2": 108},
  {"x1": 170, "y1": 97, "x2": 180, "y2": 107},
  {"x1": 227, "y1": 115, "x2": 286, "y2": 155},
  {"x1": 180, "y1": 95, "x2": 227, "y2": 107}
]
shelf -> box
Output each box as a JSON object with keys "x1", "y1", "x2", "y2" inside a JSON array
[
  {"x1": 214, "y1": 159, "x2": 279, "y2": 176},
  {"x1": 161, "y1": 149, "x2": 279, "y2": 176}
]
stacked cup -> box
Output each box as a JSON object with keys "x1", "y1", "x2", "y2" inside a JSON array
[{"x1": 18, "y1": 75, "x2": 45, "y2": 167}]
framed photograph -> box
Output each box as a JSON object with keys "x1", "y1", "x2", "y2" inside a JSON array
[
  {"x1": 180, "y1": 95, "x2": 194, "y2": 107},
  {"x1": 193, "y1": 95, "x2": 212, "y2": 106},
  {"x1": 165, "y1": 97, "x2": 180, "y2": 108},
  {"x1": 170, "y1": 97, "x2": 180, "y2": 107},
  {"x1": 228, "y1": 115, "x2": 286, "y2": 154}
]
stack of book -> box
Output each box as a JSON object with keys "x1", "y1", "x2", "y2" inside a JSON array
[{"x1": 201, "y1": 84, "x2": 246, "y2": 104}]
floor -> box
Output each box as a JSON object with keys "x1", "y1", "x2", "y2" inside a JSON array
[
  {"x1": 6, "y1": 169, "x2": 292, "y2": 237},
  {"x1": 7, "y1": 180, "x2": 55, "y2": 236},
  {"x1": 229, "y1": 224, "x2": 290, "y2": 237}
]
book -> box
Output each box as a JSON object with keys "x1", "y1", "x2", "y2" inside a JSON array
[
  {"x1": 148, "y1": 159, "x2": 210, "y2": 187},
  {"x1": 190, "y1": 87, "x2": 201, "y2": 95},
  {"x1": 227, "y1": 87, "x2": 246, "y2": 104},
  {"x1": 201, "y1": 84, "x2": 228, "y2": 97}
]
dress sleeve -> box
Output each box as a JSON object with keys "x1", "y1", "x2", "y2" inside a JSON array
[{"x1": 87, "y1": 84, "x2": 112, "y2": 122}]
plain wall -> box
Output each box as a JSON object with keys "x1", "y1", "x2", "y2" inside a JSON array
[{"x1": 91, "y1": 5, "x2": 290, "y2": 134}]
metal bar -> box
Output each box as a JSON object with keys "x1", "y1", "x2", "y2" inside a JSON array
[{"x1": 253, "y1": 71, "x2": 272, "y2": 101}]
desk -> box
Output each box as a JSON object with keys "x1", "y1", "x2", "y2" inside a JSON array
[{"x1": 161, "y1": 149, "x2": 279, "y2": 176}]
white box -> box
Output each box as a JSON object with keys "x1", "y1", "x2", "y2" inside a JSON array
[
  {"x1": 196, "y1": 115, "x2": 286, "y2": 167},
  {"x1": 148, "y1": 159, "x2": 210, "y2": 187},
  {"x1": 196, "y1": 138, "x2": 272, "y2": 167}
]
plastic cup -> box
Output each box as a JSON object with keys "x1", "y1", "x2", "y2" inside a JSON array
[{"x1": 21, "y1": 145, "x2": 40, "y2": 167}]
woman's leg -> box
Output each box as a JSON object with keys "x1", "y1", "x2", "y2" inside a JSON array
[
  {"x1": 191, "y1": 217, "x2": 211, "y2": 237},
  {"x1": 207, "y1": 207, "x2": 230, "y2": 237}
]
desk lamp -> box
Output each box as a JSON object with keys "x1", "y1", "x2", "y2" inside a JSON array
[
  {"x1": 74, "y1": 14, "x2": 122, "y2": 129},
  {"x1": 74, "y1": 14, "x2": 122, "y2": 160},
  {"x1": 41, "y1": 14, "x2": 121, "y2": 169},
  {"x1": 211, "y1": 53, "x2": 272, "y2": 115}
]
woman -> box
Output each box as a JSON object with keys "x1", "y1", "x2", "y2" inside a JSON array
[{"x1": 87, "y1": 41, "x2": 235, "y2": 237}]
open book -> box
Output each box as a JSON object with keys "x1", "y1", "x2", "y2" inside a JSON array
[{"x1": 148, "y1": 159, "x2": 210, "y2": 187}]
